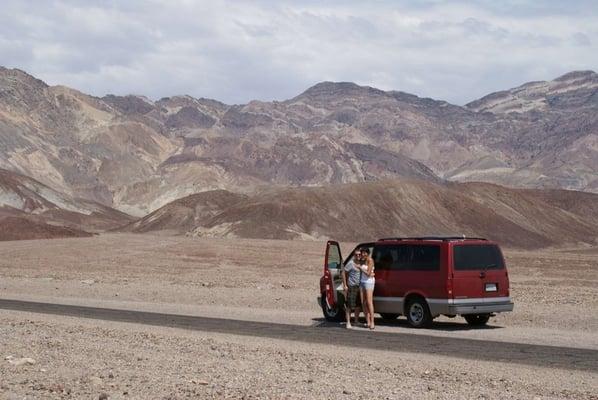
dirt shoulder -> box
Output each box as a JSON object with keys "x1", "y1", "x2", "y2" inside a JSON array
[{"x1": 1, "y1": 310, "x2": 597, "y2": 400}]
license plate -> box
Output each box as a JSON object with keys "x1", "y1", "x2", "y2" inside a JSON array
[{"x1": 485, "y1": 283, "x2": 497, "y2": 292}]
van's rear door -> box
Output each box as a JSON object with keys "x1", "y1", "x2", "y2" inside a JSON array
[
  {"x1": 451, "y1": 243, "x2": 509, "y2": 300},
  {"x1": 323, "y1": 240, "x2": 343, "y2": 309}
]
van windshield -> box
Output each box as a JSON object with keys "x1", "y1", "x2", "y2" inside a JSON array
[{"x1": 453, "y1": 244, "x2": 504, "y2": 271}]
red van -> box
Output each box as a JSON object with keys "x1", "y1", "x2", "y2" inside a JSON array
[{"x1": 319, "y1": 237, "x2": 514, "y2": 328}]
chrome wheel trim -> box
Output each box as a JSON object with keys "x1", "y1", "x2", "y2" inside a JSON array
[{"x1": 409, "y1": 303, "x2": 424, "y2": 323}]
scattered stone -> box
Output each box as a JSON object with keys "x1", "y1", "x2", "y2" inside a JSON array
[
  {"x1": 81, "y1": 279, "x2": 95, "y2": 285},
  {"x1": 49, "y1": 383, "x2": 65, "y2": 393},
  {"x1": 108, "y1": 373, "x2": 114, "y2": 379},
  {"x1": 8, "y1": 357, "x2": 36, "y2": 366},
  {"x1": 99, "y1": 393, "x2": 109, "y2": 400},
  {"x1": 90, "y1": 376, "x2": 103, "y2": 386}
]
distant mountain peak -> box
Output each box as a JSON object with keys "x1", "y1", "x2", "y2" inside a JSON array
[
  {"x1": 306, "y1": 81, "x2": 361, "y2": 91},
  {"x1": 295, "y1": 81, "x2": 386, "y2": 100},
  {"x1": 466, "y1": 70, "x2": 598, "y2": 113},
  {"x1": 0, "y1": 66, "x2": 48, "y2": 89},
  {"x1": 554, "y1": 70, "x2": 597, "y2": 82}
]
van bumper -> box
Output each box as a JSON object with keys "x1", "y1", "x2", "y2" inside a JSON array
[{"x1": 429, "y1": 297, "x2": 514, "y2": 316}]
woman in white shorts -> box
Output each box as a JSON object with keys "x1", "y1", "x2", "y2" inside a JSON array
[{"x1": 358, "y1": 248, "x2": 375, "y2": 330}]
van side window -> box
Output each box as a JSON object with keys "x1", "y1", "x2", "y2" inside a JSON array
[
  {"x1": 327, "y1": 242, "x2": 342, "y2": 269},
  {"x1": 397, "y1": 245, "x2": 440, "y2": 271},
  {"x1": 373, "y1": 245, "x2": 395, "y2": 270},
  {"x1": 374, "y1": 245, "x2": 440, "y2": 271}
]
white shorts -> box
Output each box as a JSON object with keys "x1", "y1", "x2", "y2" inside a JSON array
[{"x1": 360, "y1": 279, "x2": 375, "y2": 290}]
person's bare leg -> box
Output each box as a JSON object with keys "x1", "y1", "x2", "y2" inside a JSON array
[
  {"x1": 360, "y1": 287, "x2": 369, "y2": 327},
  {"x1": 359, "y1": 287, "x2": 364, "y2": 325},
  {"x1": 353, "y1": 306, "x2": 361, "y2": 325},
  {"x1": 345, "y1": 305, "x2": 352, "y2": 328},
  {"x1": 367, "y1": 289, "x2": 375, "y2": 329}
]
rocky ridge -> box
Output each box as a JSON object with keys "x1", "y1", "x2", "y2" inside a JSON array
[
  {"x1": 1, "y1": 67, "x2": 597, "y2": 216},
  {"x1": 123, "y1": 178, "x2": 598, "y2": 249}
]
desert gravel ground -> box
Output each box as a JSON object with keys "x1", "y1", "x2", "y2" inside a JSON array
[{"x1": 1, "y1": 234, "x2": 597, "y2": 399}]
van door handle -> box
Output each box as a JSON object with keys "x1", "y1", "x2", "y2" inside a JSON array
[{"x1": 479, "y1": 271, "x2": 486, "y2": 279}]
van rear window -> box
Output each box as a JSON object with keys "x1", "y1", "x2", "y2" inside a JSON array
[{"x1": 453, "y1": 245, "x2": 504, "y2": 271}]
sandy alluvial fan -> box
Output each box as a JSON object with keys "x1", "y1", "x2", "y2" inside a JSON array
[{"x1": 1, "y1": 66, "x2": 598, "y2": 246}]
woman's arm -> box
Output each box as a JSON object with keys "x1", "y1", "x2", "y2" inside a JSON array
[
  {"x1": 356, "y1": 264, "x2": 368, "y2": 273},
  {"x1": 366, "y1": 258, "x2": 375, "y2": 277},
  {"x1": 356, "y1": 261, "x2": 374, "y2": 277}
]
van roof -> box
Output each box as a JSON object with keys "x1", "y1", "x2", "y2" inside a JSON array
[{"x1": 377, "y1": 236, "x2": 489, "y2": 242}]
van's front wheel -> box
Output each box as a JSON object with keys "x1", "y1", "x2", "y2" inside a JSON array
[
  {"x1": 406, "y1": 298, "x2": 432, "y2": 328},
  {"x1": 321, "y1": 294, "x2": 344, "y2": 322},
  {"x1": 464, "y1": 314, "x2": 490, "y2": 326}
]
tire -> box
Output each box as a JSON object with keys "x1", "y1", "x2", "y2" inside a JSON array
[
  {"x1": 321, "y1": 293, "x2": 344, "y2": 322},
  {"x1": 464, "y1": 314, "x2": 490, "y2": 326},
  {"x1": 405, "y1": 297, "x2": 432, "y2": 328},
  {"x1": 380, "y1": 313, "x2": 399, "y2": 321}
]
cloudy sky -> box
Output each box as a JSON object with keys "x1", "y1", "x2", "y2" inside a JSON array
[{"x1": 1, "y1": 0, "x2": 597, "y2": 105}]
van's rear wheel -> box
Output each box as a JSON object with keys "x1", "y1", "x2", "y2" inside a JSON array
[
  {"x1": 464, "y1": 314, "x2": 490, "y2": 326},
  {"x1": 406, "y1": 298, "x2": 432, "y2": 328},
  {"x1": 321, "y1": 294, "x2": 344, "y2": 322},
  {"x1": 380, "y1": 313, "x2": 399, "y2": 321}
]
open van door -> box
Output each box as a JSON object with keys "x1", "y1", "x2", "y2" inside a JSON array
[{"x1": 321, "y1": 240, "x2": 343, "y2": 321}]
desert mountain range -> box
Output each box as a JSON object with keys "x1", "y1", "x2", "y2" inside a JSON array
[{"x1": 1, "y1": 67, "x2": 597, "y2": 246}]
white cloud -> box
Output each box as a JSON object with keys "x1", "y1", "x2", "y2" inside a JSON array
[{"x1": 0, "y1": 0, "x2": 596, "y2": 104}]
